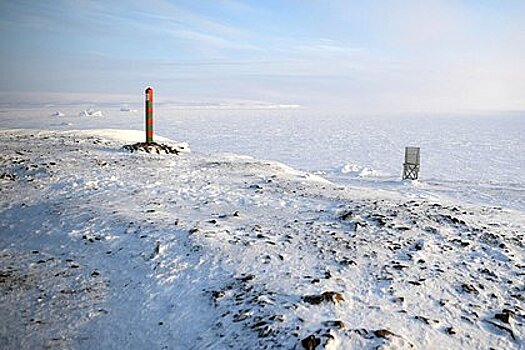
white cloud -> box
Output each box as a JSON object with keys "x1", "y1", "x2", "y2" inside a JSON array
[{"x1": 1, "y1": 0, "x2": 524, "y2": 113}]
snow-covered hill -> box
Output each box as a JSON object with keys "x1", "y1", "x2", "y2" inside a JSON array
[{"x1": 0, "y1": 129, "x2": 523, "y2": 349}]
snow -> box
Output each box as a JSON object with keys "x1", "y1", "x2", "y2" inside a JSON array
[{"x1": 0, "y1": 108, "x2": 524, "y2": 349}]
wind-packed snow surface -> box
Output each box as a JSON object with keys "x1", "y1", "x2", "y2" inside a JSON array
[{"x1": 1, "y1": 127, "x2": 523, "y2": 349}]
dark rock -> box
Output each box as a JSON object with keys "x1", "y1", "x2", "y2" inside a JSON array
[
  {"x1": 479, "y1": 268, "x2": 497, "y2": 278},
  {"x1": 495, "y1": 309, "x2": 515, "y2": 324},
  {"x1": 122, "y1": 142, "x2": 182, "y2": 155},
  {"x1": 0, "y1": 173, "x2": 16, "y2": 181},
  {"x1": 445, "y1": 326, "x2": 456, "y2": 335},
  {"x1": 303, "y1": 295, "x2": 324, "y2": 305},
  {"x1": 301, "y1": 335, "x2": 321, "y2": 349},
  {"x1": 340, "y1": 211, "x2": 353, "y2": 220},
  {"x1": 392, "y1": 264, "x2": 409, "y2": 270},
  {"x1": 268, "y1": 314, "x2": 285, "y2": 322},
  {"x1": 393, "y1": 296, "x2": 404, "y2": 304},
  {"x1": 257, "y1": 325, "x2": 274, "y2": 338},
  {"x1": 237, "y1": 274, "x2": 255, "y2": 282},
  {"x1": 354, "y1": 328, "x2": 372, "y2": 338},
  {"x1": 323, "y1": 320, "x2": 346, "y2": 329},
  {"x1": 339, "y1": 259, "x2": 357, "y2": 266},
  {"x1": 303, "y1": 291, "x2": 345, "y2": 305},
  {"x1": 461, "y1": 284, "x2": 479, "y2": 295},
  {"x1": 212, "y1": 290, "x2": 225, "y2": 299},
  {"x1": 373, "y1": 329, "x2": 397, "y2": 339},
  {"x1": 441, "y1": 214, "x2": 466, "y2": 225},
  {"x1": 415, "y1": 315, "x2": 431, "y2": 325},
  {"x1": 425, "y1": 226, "x2": 439, "y2": 234}
]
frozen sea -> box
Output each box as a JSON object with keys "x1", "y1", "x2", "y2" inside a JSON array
[{"x1": 1, "y1": 106, "x2": 523, "y2": 211}]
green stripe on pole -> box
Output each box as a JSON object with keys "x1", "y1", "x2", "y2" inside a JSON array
[{"x1": 145, "y1": 87, "x2": 154, "y2": 143}]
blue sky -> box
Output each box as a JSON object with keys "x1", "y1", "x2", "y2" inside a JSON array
[{"x1": 0, "y1": 0, "x2": 524, "y2": 112}]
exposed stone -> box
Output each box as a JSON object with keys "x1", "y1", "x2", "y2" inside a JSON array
[
  {"x1": 301, "y1": 335, "x2": 321, "y2": 350},
  {"x1": 494, "y1": 309, "x2": 515, "y2": 324},
  {"x1": 373, "y1": 329, "x2": 397, "y2": 339},
  {"x1": 237, "y1": 274, "x2": 255, "y2": 282},
  {"x1": 461, "y1": 284, "x2": 479, "y2": 295},
  {"x1": 339, "y1": 259, "x2": 357, "y2": 266},
  {"x1": 323, "y1": 320, "x2": 346, "y2": 329},
  {"x1": 122, "y1": 142, "x2": 183, "y2": 155},
  {"x1": 445, "y1": 326, "x2": 456, "y2": 335},
  {"x1": 211, "y1": 290, "x2": 225, "y2": 299},
  {"x1": 414, "y1": 315, "x2": 429, "y2": 324},
  {"x1": 339, "y1": 211, "x2": 353, "y2": 220},
  {"x1": 303, "y1": 291, "x2": 345, "y2": 305}
]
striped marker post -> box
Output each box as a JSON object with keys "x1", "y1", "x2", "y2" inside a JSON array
[{"x1": 145, "y1": 87, "x2": 154, "y2": 143}]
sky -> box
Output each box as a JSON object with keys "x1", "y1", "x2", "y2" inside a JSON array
[{"x1": 0, "y1": 0, "x2": 524, "y2": 113}]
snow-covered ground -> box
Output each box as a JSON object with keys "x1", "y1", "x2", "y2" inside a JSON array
[
  {"x1": 1, "y1": 106, "x2": 523, "y2": 211},
  {"x1": 0, "y1": 108, "x2": 524, "y2": 349}
]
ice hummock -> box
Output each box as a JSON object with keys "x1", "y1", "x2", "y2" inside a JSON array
[
  {"x1": 341, "y1": 163, "x2": 382, "y2": 177},
  {"x1": 79, "y1": 108, "x2": 103, "y2": 117}
]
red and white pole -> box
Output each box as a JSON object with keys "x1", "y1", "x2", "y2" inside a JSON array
[{"x1": 145, "y1": 87, "x2": 154, "y2": 143}]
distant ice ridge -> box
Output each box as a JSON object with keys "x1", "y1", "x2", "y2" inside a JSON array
[
  {"x1": 163, "y1": 103, "x2": 301, "y2": 110},
  {"x1": 79, "y1": 109, "x2": 103, "y2": 117},
  {"x1": 120, "y1": 105, "x2": 137, "y2": 112},
  {"x1": 341, "y1": 163, "x2": 382, "y2": 177}
]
